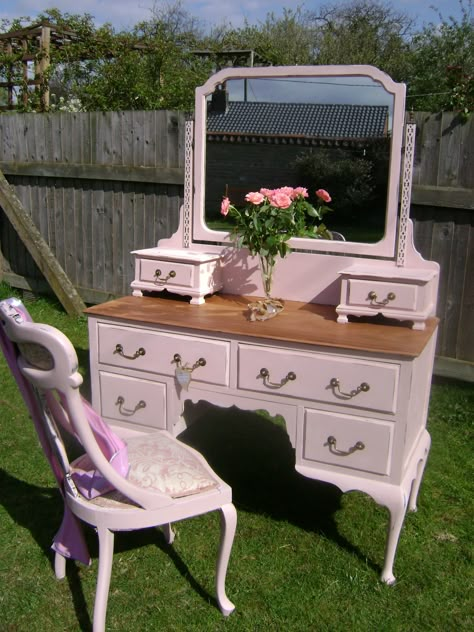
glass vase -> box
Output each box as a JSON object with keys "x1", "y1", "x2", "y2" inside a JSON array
[
  {"x1": 259, "y1": 254, "x2": 275, "y2": 297},
  {"x1": 248, "y1": 254, "x2": 285, "y2": 321}
]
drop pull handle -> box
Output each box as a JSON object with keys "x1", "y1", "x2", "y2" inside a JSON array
[
  {"x1": 367, "y1": 290, "x2": 396, "y2": 306},
  {"x1": 330, "y1": 377, "x2": 370, "y2": 399},
  {"x1": 114, "y1": 344, "x2": 146, "y2": 360},
  {"x1": 259, "y1": 367, "x2": 296, "y2": 389},
  {"x1": 327, "y1": 436, "x2": 365, "y2": 456},
  {"x1": 173, "y1": 353, "x2": 206, "y2": 372},
  {"x1": 115, "y1": 396, "x2": 146, "y2": 417},
  {"x1": 154, "y1": 269, "x2": 177, "y2": 284}
]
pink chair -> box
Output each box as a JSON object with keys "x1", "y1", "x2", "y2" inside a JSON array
[{"x1": 0, "y1": 298, "x2": 236, "y2": 632}]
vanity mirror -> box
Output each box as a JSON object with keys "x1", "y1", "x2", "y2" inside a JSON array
[
  {"x1": 131, "y1": 64, "x2": 438, "y2": 317},
  {"x1": 193, "y1": 65, "x2": 406, "y2": 259}
]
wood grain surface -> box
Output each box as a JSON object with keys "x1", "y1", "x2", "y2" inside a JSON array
[{"x1": 85, "y1": 294, "x2": 438, "y2": 357}]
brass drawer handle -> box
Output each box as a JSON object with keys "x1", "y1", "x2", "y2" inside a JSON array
[
  {"x1": 155, "y1": 269, "x2": 177, "y2": 285},
  {"x1": 114, "y1": 344, "x2": 146, "y2": 360},
  {"x1": 330, "y1": 377, "x2": 370, "y2": 399},
  {"x1": 367, "y1": 290, "x2": 396, "y2": 306},
  {"x1": 173, "y1": 353, "x2": 206, "y2": 372},
  {"x1": 115, "y1": 396, "x2": 146, "y2": 417},
  {"x1": 327, "y1": 435, "x2": 365, "y2": 456},
  {"x1": 259, "y1": 367, "x2": 296, "y2": 389}
]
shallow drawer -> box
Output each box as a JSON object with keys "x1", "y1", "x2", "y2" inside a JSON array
[
  {"x1": 98, "y1": 324, "x2": 230, "y2": 386},
  {"x1": 301, "y1": 409, "x2": 392, "y2": 475},
  {"x1": 347, "y1": 279, "x2": 418, "y2": 311},
  {"x1": 138, "y1": 258, "x2": 193, "y2": 288},
  {"x1": 99, "y1": 371, "x2": 166, "y2": 429},
  {"x1": 238, "y1": 344, "x2": 399, "y2": 413}
]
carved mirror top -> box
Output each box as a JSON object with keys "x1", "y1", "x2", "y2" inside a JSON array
[{"x1": 192, "y1": 65, "x2": 406, "y2": 259}]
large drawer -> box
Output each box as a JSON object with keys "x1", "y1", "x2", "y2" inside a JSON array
[
  {"x1": 301, "y1": 409, "x2": 392, "y2": 475},
  {"x1": 97, "y1": 323, "x2": 230, "y2": 386},
  {"x1": 238, "y1": 344, "x2": 399, "y2": 413},
  {"x1": 99, "y1": 371, "x2": 166, "y2": 429}
]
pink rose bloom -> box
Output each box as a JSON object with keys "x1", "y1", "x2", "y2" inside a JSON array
[
  {"x1": 245, "y1": 191, "x2": 265, "y2": 205},
  {"x1": 293, "y1": 187, "x2": 308, "y2": 198},
  {"x1": 278, "y1": 186, "x2": 295, "y2": 198},
  {"x1": 221, "y1": 197, "x2": 231, "y2": 216},
  {"x1": 270, "y1": 191, "x2": 292, "y2": 209},
  {"x1": 316, "y1": 189, "x2": 332, "y2": 203},
  {"x1": 260, "y1": 188, "x2": 274, "y2": 198}
]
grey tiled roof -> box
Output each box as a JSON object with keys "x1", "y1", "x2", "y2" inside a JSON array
[{"x1": 207, "y1": 101, "x2": 388, "y2": 140}]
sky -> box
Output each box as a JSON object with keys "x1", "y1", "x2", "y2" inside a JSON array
[{"x1": 0, "y1": 0, "x2": 470, "y2": 33}]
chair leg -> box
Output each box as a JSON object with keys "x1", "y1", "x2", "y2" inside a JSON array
[
  {"x1": 93, "y1": 526, "x2": 115, "y2": 632},
  {"x1": 162, "y1": 523, "x2": 175, "y2": 544},
  {"x1": 216, "y1": 503, "x2": 237, "y2": 616},
  {"x1": 54, "y1": 551, "x2": 66, "y2": 579}
]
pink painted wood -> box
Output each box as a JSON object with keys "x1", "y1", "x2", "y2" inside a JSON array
[{"x1": 86, "y1": 295, "x2": 438, "y2": 585}]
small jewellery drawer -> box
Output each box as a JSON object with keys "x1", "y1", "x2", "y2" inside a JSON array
[
  {"x1": 138, "y1": 258, "x2": 193, "y2": 288},
  {"x1": 98, "y1": 324, "x2": 230, "y2": 386},
  {"x1": 301, "y1": 409, "x2": 392, "y2": 475},
  {"x1": 237, "y1": 345, "x2": 399, "y2": 413},
  {"x1": 131, "y1": 247, "x2": 224, "y2": 304},
  {"x1": 347, "y1": 279, "x2": 418, "y2": 311},
  {"x1": 99, "y1": 371, "x2": 166, "y2": 429}
]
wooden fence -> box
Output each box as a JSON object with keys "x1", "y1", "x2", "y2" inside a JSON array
[
  {"x1": 0, "y1": 110, "x2": 186, "y2": 303},
  {"x1": 0, "y1": 110, "x2": 472, "y2": 379},
  {"x1": 409, "y1": 112, "x2": 473, "y2": 380}
]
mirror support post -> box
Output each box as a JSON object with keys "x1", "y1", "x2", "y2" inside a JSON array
[{"x1": 397, "y1": 123, "x2": 416, "y2": 267}]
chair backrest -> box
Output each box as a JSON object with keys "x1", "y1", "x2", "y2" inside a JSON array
[
  {"x1": 0, "y1": 298, "x2": 127, "y2": 494},
  {"x1": 0, "y1": 299, "x2": 175, "y2": 514}
]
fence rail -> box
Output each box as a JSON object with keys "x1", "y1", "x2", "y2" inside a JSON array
[
  {"x1": 0, "y1": 110, "x2": 472, "y2": 378},
  {"x1": 0, "y1": 110, "x2": 186, "y2": 301}
]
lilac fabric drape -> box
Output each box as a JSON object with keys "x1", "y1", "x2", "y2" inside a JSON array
[{"x1": 0, "y1": 298, "x2": 129, "y2": 566}]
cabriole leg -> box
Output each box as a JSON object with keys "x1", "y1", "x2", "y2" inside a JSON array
[
  {"x1": 408, "y1": 434, "x2": 431, "y2": 512},
  {"x1": 54, "y1": 551, "x2": 66, "y2": 579},
  {"x1": 381, "y1": 490, "x2": 407, "y2": 585},
  {"x1": 216, "y1": 503, "x2": 237, "y2": 616},
  {"x1": 162, "y1": 522, "x2": 175, "y2": 544},
  {"x1": 93, "y1": 526, "x2": 115, "y2": 632}
]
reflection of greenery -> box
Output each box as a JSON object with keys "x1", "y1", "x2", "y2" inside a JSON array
[
  {"x1": 208, "y1": 218, "x2": 383, "y2": 243},
  {"x1": 296, "y1": 140, "x2": 388, "y2": 232}
]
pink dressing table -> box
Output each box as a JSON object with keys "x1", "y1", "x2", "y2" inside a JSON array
[{"x1": 86, "y1": 65, "x2": 439, "y2": 584}]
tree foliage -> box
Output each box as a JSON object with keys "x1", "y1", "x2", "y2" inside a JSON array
[
  {"x1": 405, "y1": 0, "x2": 474, "y2": 114},
  {"x1": 308, "y1": 0, "x2": 414, "y2": 80},
  {"x1": 0, "y1": 0, "x2": 472, "y2": 114}
]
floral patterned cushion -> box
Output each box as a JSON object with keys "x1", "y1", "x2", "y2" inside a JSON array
[{"x1": 125, "y1": 432, "x2": 218, "y2": 498}]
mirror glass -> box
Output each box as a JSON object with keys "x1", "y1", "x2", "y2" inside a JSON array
[{"x1": 193, "y1": 67, "x2": 406, "y2": 258}]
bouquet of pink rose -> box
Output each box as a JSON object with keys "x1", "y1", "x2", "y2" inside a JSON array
[
  {"x1": 220, "y1": 186, "x2": 333, "y2": 298},
  {"x1": 221, "y1": 186, "x2": 333, "y2": 259}
]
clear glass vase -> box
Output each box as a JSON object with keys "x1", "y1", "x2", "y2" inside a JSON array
[
  {"x1": 259, "y1": 254, "x2": 275, "y2": 298},
  {"x1": 247, "y1": 254, "x2": 284, "y2": 321}
]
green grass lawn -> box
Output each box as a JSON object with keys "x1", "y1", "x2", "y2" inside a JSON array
[{"x1": 0, "y1": 285, "x2": 472, "y2": 631}]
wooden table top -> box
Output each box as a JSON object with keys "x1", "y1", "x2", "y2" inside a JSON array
[{"x1": 85, "y1": 294, "x2": 438, "y2": 358}]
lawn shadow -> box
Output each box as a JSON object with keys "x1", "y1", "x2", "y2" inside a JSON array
[
  {"x1": 0, "y1": 468, "x2": 215, "y2": 630},
  {"x1": 0, "y1": 468, "x2": 92, "y2": 629},
  {"x1": 76, "y1": 347, "x2": 92, "y2": 401},
  {"x1": 179, "y1": 401, "x2": 380, "y2": 574}
]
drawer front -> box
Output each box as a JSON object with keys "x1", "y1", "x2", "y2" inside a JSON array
[
  {"x1": 99, "y1": 371, "x2": 166, "y2": 429},
  {"x1": 302, "y1": 409, "x2": 392, "y2": 475},
  {"x1": 98, "y1": 324, "x2": 230, "y2": 386},
  {"x1": 138, "y1": 258, "x2": 193, "y2": 288},
  {"x1": 347, "y1": 279, "x2": 418, "y2": 311},
  {"x1": 238, "y1": 345, "x2": 399, "y2": 413}
]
